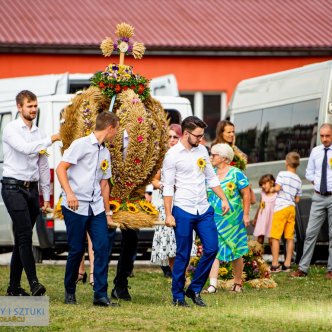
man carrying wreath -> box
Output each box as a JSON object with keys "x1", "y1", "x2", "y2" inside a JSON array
[
  {"x1": 162, "y1": 116, "x2": 230, "y2": 307},
  {"x1": 56, "y1": 111, "x2": 119, "y2": 307}
]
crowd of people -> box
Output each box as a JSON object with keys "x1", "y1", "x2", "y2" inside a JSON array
[{"x1": 2, "y1": 90, "x2": 332, "y2": 308}]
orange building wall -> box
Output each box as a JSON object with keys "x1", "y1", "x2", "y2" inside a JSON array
[{"x1": 1, "y1": 54, "x2": 331, "y2": 99}]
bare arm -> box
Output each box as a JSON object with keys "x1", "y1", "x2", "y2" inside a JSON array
[
  {"x1": 56, "y1": 161, "x2": 78, "y2": 211},
  {"x1": 270, "y1": 184, "x2": 281, "y2": 193},
  {"x1": 151, "y1": 170, "x2": 162, "y2": 189},
  {"x1": 295, "y1": 195, "x2": 300, "y2": 204},
  {"x1": 240, "y1": 186, "x2": 250, "y2": 227},
  {"x1": 164, "y1": 196, "x2": 176, "y2": 227},
  {"x1": 100, "y1": 179, "x2": 118, "y2": 228},
  {"x1": 210, "y1": 186, "x2": 230, "y2": 215}
]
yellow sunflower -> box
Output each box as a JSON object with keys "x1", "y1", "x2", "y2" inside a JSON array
[
  {"x1": 226, "y1": 182, "x2": 236, "y2": 191},
  {"x1": 197, "y1": 158, "x2": 206, "y2": 172},
  {"x1": 39, "y1": 149, "x2": 50, "y2": 156},
  {"x1": 219, "y1": 267, "x2": 229, "y2": 276},
  {"x1": 260, "y1": 201, "x2": 266, "y2": 210},
  {"x1": 329, "y1": 157, "x2": 332, "y2": 169},
  {"x1": 126, "y1": 202, "x2": 139, "y2": 213},
  {"x1": 109, "y1": 200, "x2": 121, "y2": 213},
  {"x1": 100, "y1": 159, "x2": 109, "y2": 174},
  {"x1": 138, "y1": 200, "x2": 158, "y2": 215}
]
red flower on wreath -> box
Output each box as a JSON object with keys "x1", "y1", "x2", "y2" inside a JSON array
[
  {"x1": 134, "y1": 158, "x2": 141, "y2": 164},
  {"x1": 125, "y1": 182, "x2": 134, "y2": 187},
  {"x1": 99, "y1": 82, "x2": 105, "y2": 89},
  {"x1": 137, "y1": 135, "x2": 144, "y2": 143},
  {"x1": 115, "y1": 84, "x2": 121, "y2": 93},
  {"x1": 138, "y1": 84, "x2": 145, "y2": 94},
  {"x1": 137, "y1": 117, "x2": 144, "y2": 123},
  {"x1": 122, "y1": 85, "x2": 129, "y2": 91}
]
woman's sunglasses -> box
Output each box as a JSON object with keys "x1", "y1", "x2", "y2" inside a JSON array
[{"x1": 169, "y1": 135, "x2": 179, "y2": 139}]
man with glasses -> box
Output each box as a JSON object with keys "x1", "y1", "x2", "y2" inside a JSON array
[{"x1": 162, "y1": 116, "x2": 230, "y2": 307}]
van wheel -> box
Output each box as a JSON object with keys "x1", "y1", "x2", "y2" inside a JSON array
[{"x1": 32, "y1": 246, "x2": 43, "y2": 263}]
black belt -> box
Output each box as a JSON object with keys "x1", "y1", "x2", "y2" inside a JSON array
[
  {"x1": 315, "y1": 190, "x2": 332, "y2": 196},
  {"x1": 1, "y1": 177, "x2": 38, "y2": 188}
]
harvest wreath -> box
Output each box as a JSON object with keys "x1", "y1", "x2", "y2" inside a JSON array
[{"x1": 57, "y1": 23, "x2": 169, "y2": 229}]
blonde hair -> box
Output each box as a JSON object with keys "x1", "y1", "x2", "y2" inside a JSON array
[{"x1": 211, "y1": 143, "x2": 234, "y2": 162}]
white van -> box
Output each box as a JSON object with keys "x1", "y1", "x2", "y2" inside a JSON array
[
  {"x1": 227, "y1": 60, "x2": 332, "y2": 261},
  {"x1": 0, "y1": 74, "x2": 193, "y2": 261}
]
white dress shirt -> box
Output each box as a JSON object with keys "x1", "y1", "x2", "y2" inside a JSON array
[
  {"x1": 306, "y1": 144, "x2": 332, "y2": 192},
  {"x1": 60, "y1": 133, "x2": 111, "y2": 216},
  {"x1": 162, "y1": 142, "x2": 220, "y2": 215},
  {"x1": 2, "y1": 117, "x2": 51, "y2": 200}
]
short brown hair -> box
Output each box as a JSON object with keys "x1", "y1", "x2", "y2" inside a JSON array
[
  {"x1": 16, "y1": 90, "x2": 37, "y2": 106},
  {"x1": 95, "y1": 111, "x2": 119, "y2": 131},
  {"x1": 181, "y1": 116, "x2": 207, "y2": 133},
  {"x1": 286, "y1": 151, "x2": 300, "y2": 168}
]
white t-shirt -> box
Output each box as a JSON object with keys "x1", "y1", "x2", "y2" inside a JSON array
[{"x1": 274, "y1": 171, "x2": 302, "y2": 212}]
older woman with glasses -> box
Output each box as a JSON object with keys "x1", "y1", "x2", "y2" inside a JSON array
[
  {"x1": 205, "y1": 143, "x2": 250, "y2": 293},
  {"x1": 151, "y1": 124, "x2": 197, "y2": 276}
]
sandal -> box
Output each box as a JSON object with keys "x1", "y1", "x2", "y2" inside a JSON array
[
  {"x1": 89, "y1": 273, "x2": 94, "y2": 286},
  {"x1": 76, "y1": 272, "x2": 87, "y2": 284},
  {"x1": 202, "y1": 285, "x2": 217, "y2": 294},
  {"x1": 230, "y1": 283, "x2": 242, "y2": 293}
]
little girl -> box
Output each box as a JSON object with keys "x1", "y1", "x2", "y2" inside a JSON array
[{"x1": 253, "y1": 174, "x2": 277, "y2": 244}]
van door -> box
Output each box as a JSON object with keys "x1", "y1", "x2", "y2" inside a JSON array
[{"x1": 0, "y1": 109, "x2": 15, "y2": 247}]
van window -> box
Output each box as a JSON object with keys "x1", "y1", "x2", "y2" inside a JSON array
[
  {"x1": 0, "y1": 113, "x2": 12, "y2": 162},
  {"x1": 234, "y1": 98, "x2": 319, "y2": 163}
]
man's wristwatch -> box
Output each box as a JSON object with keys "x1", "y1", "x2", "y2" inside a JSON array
[{"x1": 105, "y1": 211, "x2": 113, "y2": 216}]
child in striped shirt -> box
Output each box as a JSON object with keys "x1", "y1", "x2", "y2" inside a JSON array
[{"x1": 269, "y1": 152, "x2": 302, "y2": 272}]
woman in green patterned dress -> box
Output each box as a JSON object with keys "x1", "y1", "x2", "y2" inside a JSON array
[{"x1": 205, "y1": 143, "x2": 250, "y2": 293}]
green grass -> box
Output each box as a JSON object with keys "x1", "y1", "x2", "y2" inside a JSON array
[{"x1": 0, "y1": 264, "x2": 332, "y2": 331}]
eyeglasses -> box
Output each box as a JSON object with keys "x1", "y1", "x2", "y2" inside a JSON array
[
  {"x1": 187, "y1": 131, "x2": 204, "y2": 139},
  {"x1": 168, "y1": 135, "x2": 179, "y2": 139}
]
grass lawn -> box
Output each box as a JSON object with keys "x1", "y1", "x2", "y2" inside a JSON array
[{"x1": 0, "y1": 264, "x2": 332, "y2": 331}]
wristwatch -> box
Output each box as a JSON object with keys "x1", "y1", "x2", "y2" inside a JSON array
[{"x1": 105, "y1": 211, "x2": 113, "y2": 216}]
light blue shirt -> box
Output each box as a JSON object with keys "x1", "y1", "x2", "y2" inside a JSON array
[
  {"x1": 162, "y1": 142, "x2": 220, "y2": 215},
  {"x1": 306, "y1": 144, "x2": 332, "y2": 192},
  {"x1": 61, "y1": 133, "x2": 111, "y2": 216}
]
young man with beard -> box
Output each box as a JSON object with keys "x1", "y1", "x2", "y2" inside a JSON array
[
  {"x1": 1, "y1": 90, "x2": 60, "y2": 296},
  {"x1": 162, "y1": 116, "x2": 230, "y2": 307}
]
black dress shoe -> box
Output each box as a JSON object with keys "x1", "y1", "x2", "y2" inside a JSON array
[
  {"x1": 6, "y1": 287, "x2": 30, "y2": 296},
  {"x1": 185, "y1": 289, "x2": 207, "y2": 307},
  {"x1": 64, "y1": 292, "x2": 77, "y2": 304},
  {"x1": 93, "y1": 297, "x2": 120, "y2": 307},
  {"x1": 31, "y1": 281, "x2": 46, "y2": 296},
  {"x1": 111, "y1": 287, "x2": 131, "y2": 301},
  {"x1": 172, "y1": 299, "x2": 190, "y2": 307}
]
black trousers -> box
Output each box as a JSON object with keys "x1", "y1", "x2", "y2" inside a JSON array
[
  {"x1": 1, "y1": 183, "x2": 40, "y2": 288},
  {"x1": 113, "y1": 228, "x2": 138, "y2": 288}
]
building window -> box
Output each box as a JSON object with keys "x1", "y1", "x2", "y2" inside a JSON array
[{"x1": 181, "y1": 92, "x2": 226, "y2": 142}]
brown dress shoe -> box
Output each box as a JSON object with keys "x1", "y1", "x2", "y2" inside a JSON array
[
  {"x1": 325, "y1": 271, "x2": 332, "y2": 280},
  {"x1": 290, "y1": 269, "x2": 307, "y2": 277}
]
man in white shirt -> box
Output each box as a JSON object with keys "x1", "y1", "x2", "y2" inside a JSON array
[
  {"x1": 1, "y1": 90, "x2": 60, "y2": 296},
  {"x1": 56, "y1": 111, "x2": 119, "y2": 306},
  {"x1": 291, "y1": 123, "x2": 332, "y2": 279},
  {"x1": 163, "y1": 116, "x2": 230, "y2": 307}
]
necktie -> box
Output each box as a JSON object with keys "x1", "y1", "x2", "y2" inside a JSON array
[{"x1": 320, "y1": 148, "x2": 329, "y2": 194}]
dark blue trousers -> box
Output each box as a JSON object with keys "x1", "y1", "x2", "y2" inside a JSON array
[
  {"x1": 62, "y1": 206, "x2": 109, "y2": 299},
  {"x1": 172, "y1": 206, "x2": 218, "y2": 301}
]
